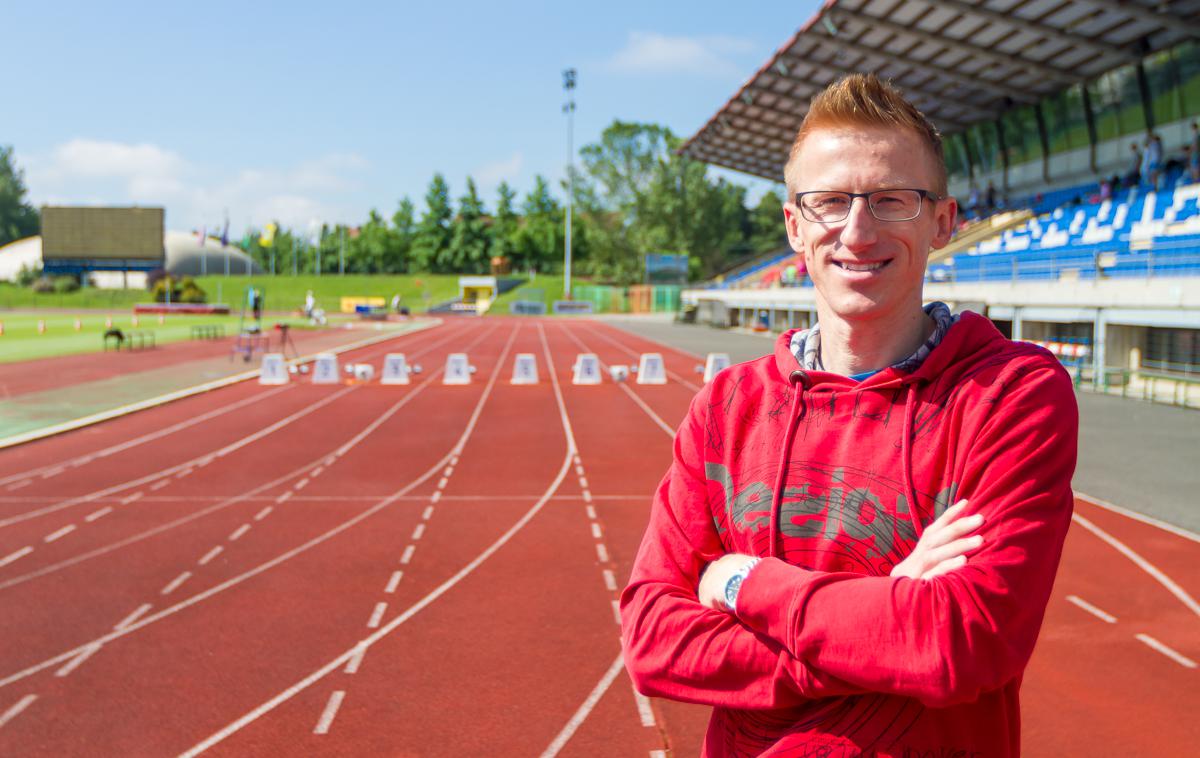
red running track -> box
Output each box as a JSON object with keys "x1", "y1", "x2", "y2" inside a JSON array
[{"x1": 0, "y1": 317, "x2": 1195, "y2": 756}]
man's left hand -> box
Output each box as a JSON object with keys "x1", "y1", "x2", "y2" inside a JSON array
[{"x1": 698, "y1": 553, "x2": 756, "y2": 611}]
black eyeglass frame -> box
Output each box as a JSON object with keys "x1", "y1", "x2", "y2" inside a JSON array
[{"x1": 793, "y1": 188, "x2": 944, "y2": 223}]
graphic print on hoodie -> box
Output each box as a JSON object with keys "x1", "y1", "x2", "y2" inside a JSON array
[{"x1": 621, "y1": 311, "x2": 1079, "y2": 757}]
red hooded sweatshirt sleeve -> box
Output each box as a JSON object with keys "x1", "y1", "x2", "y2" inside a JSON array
[{"x1": 620, "y1": 312, "x2": 1078, "y2": 756}]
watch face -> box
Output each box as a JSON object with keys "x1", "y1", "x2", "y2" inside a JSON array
[{"x1": 725, "y1": 574, "x2": 745, "y2": 609}]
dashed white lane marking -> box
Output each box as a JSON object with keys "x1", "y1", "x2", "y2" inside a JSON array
[
  {"x1": 311, "y1": 466, "x2": 325, "y2": 478},
  {"x1": 161, "y1": 571, "x2": 192, "y2": 595},
  {"x1": 121, "y1": 492, "x2": 143, "y2": 504},
  {"x1": 84, "y1": 506, "x2": 113, "y2": 522},
  {"x1": 610, "y1": 599, "x2": 621, "y2": 625},
  {"x1": 444, "y1": 467, "x2": 454, "y2": 477},
  {"x1": 149, "y1": 479, "x2": 170, "y2": 492},
  {"x1": 430, "y1": 491, "x2": 442, "y2": 504},
  {"x1": 632, "y1": 688, "x2": 656, "y2": 727},
  {"x1": 175, "y1": 468, "x2": 194, "y2": 479},
  {"x1": 274, "y1": 491, "x2": 293, "y2": 504},
  {"x1": 575, "y1": 465, "x2": 584, "y2": 476},
  {"x1": 344, "y1": 644, "x2": 366, "y2": 674},
  {"x1": 650, "y1": 751, "x2": 667, "y2": 758},
  {"x1": 55, "y1": 643, "x2": 101, "y2": 677},
  {"x1": 1135, "y1": 633, "x2": 1198, "y2": 668},
  {"x1": 229, "y1": 524, "x2": 250, "y2": 541},
  {"x1": 422, "y1": 506, "x2": 434, "y2": 520},
  {"x1": 400, "y1": 545, "x2": 415, "y2": 564},
  {"x1": 573, "y1": 455, "x2": 581, "y2": 466},
  {"x1": 114, "y1": 603, "x2": 152, "y2": 630},
  {"x1": 1066, "y1": 594, "x2": 1117, "y2": 624},
  {"x1": 437, "y1": 477, "x2": 448, "y2": 489},
  {"x1": 585, "y1": 505, "x2": 597, "y2": 520},
  {"x1": 0, "y1": 546, "x2": 33, "y2": 568},
  {"x1": 43, "y1": 466, "x2": 65, "y2": 478},
  {"x1": 294, "y1": 478, "x2": 309, "y2": 491},
  {"x1": 590, "y1": 523, "x2": 602, "y2": 539},
  {"x1": 44, "y1": 524, "x2": 76, "y2": 543},
  {"x1": 198, "y1": 546, "x2": 224, "y2": 566},
  {"x1": 5, "y1": 480, "x2": 31, "y2": 492},
  {"x1": 411, "y1": 524, "x2": 425, "y2": 541},
  {"x1": 451, "y1": 456, "x2": 459, "y2": 466},
  {"x1": 603, "y1": 569, "x2": 617, "y2": 592},
  {"x1": 539, "y1": 653, "x2": 625, "y2": 758},
  {"x1": 579, "y1": 476, "x2": 589, "y2": 489},
  {"x1": 1072, "y1": 513, "x2": 1200, "y2": 619},
  {"x1": 385, "y1": 571, "x2": 403, "y2": 594},
  {"x1": 367, "y1": 602, "x2": 387, "y2": 629},
  {"x1": 582, "y1": 490, "x2": 592, "y2": 503},
  {"x1": 254, "y1": 506, "x2": 273, "y2": 521},
  {"x1": 596, "y1": 543, "x2": 609, "y2": 563},
  {"x1": 313, "y1": 690, "x2": 345, "y2": 735},
  {"x1": 0, "y1": 694, "x2": 37, "y2": 729}
]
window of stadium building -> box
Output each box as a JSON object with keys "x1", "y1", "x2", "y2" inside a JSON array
[
  {"x1": 1088, "y1": 65, "x2": 1146, "y2": 141},
  {"x1": 1044, "y1": 85, "x2": 1090, "y2": 153},
  {"x1": 1001, "y1": 105, "x2": 1043, "y2": 166},
  {"x1": 1145, "y1": 327, "x2": 1200, "y2": 374}
]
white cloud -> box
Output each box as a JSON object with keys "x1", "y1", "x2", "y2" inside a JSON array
[
  {"x1": 473, "y1": 152, "x2": 523, "y2": 195},
  {"x1": 606, "y1": 31, "x2": 756, "y2": 78}
]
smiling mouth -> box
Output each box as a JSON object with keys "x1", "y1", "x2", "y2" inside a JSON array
[{"x1": 833, "y1": 260, "x2": 891, "y2": 272}]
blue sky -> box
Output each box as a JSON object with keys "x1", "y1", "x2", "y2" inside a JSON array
[{"x1": 7, "y1": 1, "x2": 819, "y2": 237}]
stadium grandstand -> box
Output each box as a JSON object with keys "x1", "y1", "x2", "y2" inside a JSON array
[{"x1": 682, "y1": 0, "x2": 1200, "y2": 405}]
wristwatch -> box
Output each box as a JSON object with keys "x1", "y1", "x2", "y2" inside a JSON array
[{"x1": 723, "y1": 558, "x2": 761, "y2": 613}]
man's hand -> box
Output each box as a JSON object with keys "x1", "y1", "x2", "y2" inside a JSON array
[
  {"x1": 698, "y1": 553, "x2": 756, "y2": 610},
  {"x1": 890, "y1": 499, "x2": 984, "y2": 581}
]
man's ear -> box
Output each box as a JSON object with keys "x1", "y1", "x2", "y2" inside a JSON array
[
  {"x1": 929, "y1": 197, "x2": 958, "y2": 250},
  {"x1": 783, "y1": 202, "x2": 806, "y2": 255}
]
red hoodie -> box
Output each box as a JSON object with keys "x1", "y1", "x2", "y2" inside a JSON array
[{"x1": 621, "y1": 312, "x2": 1078, "y2": 756}]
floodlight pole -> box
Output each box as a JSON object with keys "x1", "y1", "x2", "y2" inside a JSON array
[{"x1": 563, "y1": 68, "x2": 576, "y2": 300}]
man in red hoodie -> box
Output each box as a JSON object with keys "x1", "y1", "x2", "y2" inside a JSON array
[{"x1": 620, "y1": 74, "x2": 1078, "y2": 756}]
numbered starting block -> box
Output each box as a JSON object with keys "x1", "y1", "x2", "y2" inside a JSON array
[
  {"x1": 511, "y1": 353, "x2": 539, "y2": 384},
  {"x1": 381, "y1": 353, "x2": 414, "y2": 385},
  {"x1": 444, "y1": 353, "x2": 474, "y2": 385},
  {"x1": 636, "y1": 353, "x2": 667, "y2": 385},
  {"x1": 259, "y1": 353, "x2": 289, "y2": 385},
  {"x1": 573, "y1": 353, "x2": 602, "y2": 385},
  {"x1": 311, "y1": 353, "x2": 341, "y2": 384},
  {"x1": 702, "y1": 352, "x2": 731, "y2": 383}
]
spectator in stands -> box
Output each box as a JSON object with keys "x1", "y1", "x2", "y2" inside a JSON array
[
  {"x1": 985, "y1": 180, "x2": 997, "y2": 213},
  {"x1": 967, "y1": 184, "x2": 981, "y2": 220},
  {"x1": 1098, "y1": 178, "x2": 1113, "y2": 202},
  {"x1": 1126, "y1": 143, "x2": 1143, "y2": 188},
  {"x1": 1143, "y1": 133, "x2": 1163, "y2": 190},
  {"x1": 1191, "y1": 122, "x2": 1200, "y2": 183},
  {"x1": 1109, "y1": 173, "x2": 1122, "y2": 193},
  {"x1": 622, "y1": 73, "x2": 1078, "y2": 757}
]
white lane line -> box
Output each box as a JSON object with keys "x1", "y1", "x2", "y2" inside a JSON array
[
  {"x1": 121, "y1": 492, "x2": 144, "y2": 505},
  {"x1": 344, "y1": 644, "x2": 366, "y2": 674},
  {"x1": 0, "y1": 546, "x2": 33, "y2": 568},
  {"x1": 573, "y1": 455, "x2": 581, "y2": 466},
  {"x1": 1072, "y1": 513, "x2": 1200, "y2": 619},
  {"x1": 43, "y1": 524, "x2": 76, "y2": 543},
  {"x1": 558, "y1": 326, "x2": 676, "y2": 437},
  {"x1": 294, "y1": 478, "x2": 309, "y2": 491},
  {"x1": 582, "y1": 490, "x2": 592, "y2": 503},
  {"x1": 311, "y1": 466, "x2": 325, "y2": 478},
  {"x1": 585, "y1": 505, "x2": 597, "y2": 520},
  {"x1": 43, "y1": 466, "x2": 65, "y2": 478},
  {"x1": 590, "y1": 523, "x2": 602, "y2": 539},
  {"x1": 0, "y1": 694, "x2": 37, "y2": 729},
  {"x1": 437, "y1": 477, "x2": 448, "y2": 490},
  {"x1": 1075, "y1": 490, "x2": 1200, "y2": 545},
  {"x1": 367, "y1": 602, "x2": 387, "y2": 629},
  {"x1": 451, "y1": 456, "x2": 459, "y2": 466},
  {"x1": 579, "y1": 476, "x2": 589, "y2": 489},
  {"x1": 422, "y1": 506, "x2": 434, "y2": 520},
  {"x1": 603, "y1": 569, "x2": 617, "y2": 592},
  {"x1": 313, "y1": 690, "x2": 345, "y2": 735},
  {"x1": 431, "y1": 491, "x2": 442, "y2": 504},
  {"x1": 596, "y1": 543, "x2": 609, "y2": 563},
  {"x1": 84, "y1": 506, "x2": 113, "y2": 522},
  {"x1": 149, "y1": 479, "x2": 170, "y2": 492},
  {"x1": 400, "y1": 545, "x2": 415, "y2": 564},
  {"x1": 1066, "y1": 594, "x2": 1117, "y2": 624},
  {"x1": 228, "y1": 524, "x2": 251, "y2": 541},
  {"x1": 113, "y1": 603, "x2": 152, "y2": 630},
  {"x1": 1135, "y1": 633, "x2": 1198, "y2": 668},
  {"x1": 55, "y1": 643, "x2": 102, "y2": 677},
  {"x1": 5, "y1": 480, "x2": 31, "y2": 492},
  {"x1": 632, "y1": 688, "x2": 656, "y2": 727},
  {"x1": 198, "y1": 546, "x2": 224, "y2": 566},
  {"x1": 274, "y1": 491, "x2": 293, "y2": 504},
  {"x1": 161, "y1": 571, "x2": 192, "y2": 595},
  {"x1": 385, "y1": 571, "x2": 403, "y2": 594},
  {"x1": 610, "y1": 599, "x2": 621, "y2": 625},
  {"x1": 411, "y1": 524, "x2": 425, "y2": 541},
  {"x1": 254, "y1": 506, "x2": 273, "y2": 521},
  {"x1": 539, "y1": 653, "x2": 625, "y2": 758}
]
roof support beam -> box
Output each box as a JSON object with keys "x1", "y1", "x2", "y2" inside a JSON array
[
  {"x1": 694, "y1": 136, "x2": 788, "y2": 167},
  {"x1": 742, "y1": 79, "x2": 967, "y2": 131},
  {"x1": 828, "y1": 8, "x2": 1081, "y2": 84},
  {"x1": 685, "y1": 147, "x2": 782, "y2": 181},
  {"x1": 932, "y1": 0, "x2": 1135, "y2": 61},
  {"x1": 1080, "y1": 0, "x2": 1200, "y2": 38}
]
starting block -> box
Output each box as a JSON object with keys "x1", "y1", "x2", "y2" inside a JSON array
[
  {"x1": 381, "y1": 353, "x2": 413, "y2": 385},
  {"x1": 636, "y1": 353, "x2": 667, "y2": 384},
  {"x1": 573, "y1": 353, "x2": 602, "y2": 385},
  {"x1": 511, "y1": 353, "x2": 538, "y2": 384},
  {"x1": 702, "y1": 352, "x2": 731, "y2": 382},
  {"x1": 311, "y1": 353, "x2": 340, "y2": 384},
  {"x1": 444, "y1": 353, "x2": 473, "y2": 385},
  {"x1": 259, "y1": 353, "x2": 289, "y2": 385}
]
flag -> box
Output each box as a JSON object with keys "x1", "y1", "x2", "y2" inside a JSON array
[
  {"x1": 220, "y1": 219, "x2": 230, "y2": 247},
  {"x1": 198, "y1": 226, "x2": 206, "y2": 247},
  {"x1": 260, "y1": 222, "x2": 277, "y2": 248}
]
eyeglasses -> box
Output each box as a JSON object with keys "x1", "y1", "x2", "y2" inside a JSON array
[{"x1": 794, "y1": 189, "x2": 942, "y2": 223}]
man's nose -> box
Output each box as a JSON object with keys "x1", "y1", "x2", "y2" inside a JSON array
[{"x1": 838, "y1": 196, "x2": 878, "y2": 250}]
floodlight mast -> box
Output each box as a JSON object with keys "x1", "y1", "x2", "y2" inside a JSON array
[{"x1": 563, "y1": 68, "x2": 576, "y2": 299}]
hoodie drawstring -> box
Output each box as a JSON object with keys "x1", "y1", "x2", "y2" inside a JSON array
[
  {"x1": 770, "y1": 370, "x2": 810, "y2": 558},
  {"x1": 900, "y1": 382, "x2": 921, "y2": 534}
]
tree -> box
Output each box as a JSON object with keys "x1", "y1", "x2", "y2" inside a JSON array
[
  {"x1": 490, "y1": 182, "x2": 519, "y2": 266},
  {"x1": 411, "y1": 174, "x2": 453, "y2": 272},
  {"x1": 0, "y1": 146, "x2": 40, "y2": 247},
  {"x1": 748, "y1": 189, "x2": 788, "y2": 255},
  {"x1": 446, "y1": 177, "x2": 492, "y2": 273},
  {"x1": 514, "y1": 175, "x2": 562, "y2": 273},
  {"x1": 388, "y1": 197, "x2": 417, "y2": 273}
]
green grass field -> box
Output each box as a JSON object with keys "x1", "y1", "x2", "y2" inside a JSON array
[{"x1": 191, "y1": 274, "x2": 465, "y2": 316}]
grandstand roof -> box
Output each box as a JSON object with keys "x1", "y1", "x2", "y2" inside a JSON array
[{"x1": 682, "y1": 0, "x2": 1200, "y2": 181}]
